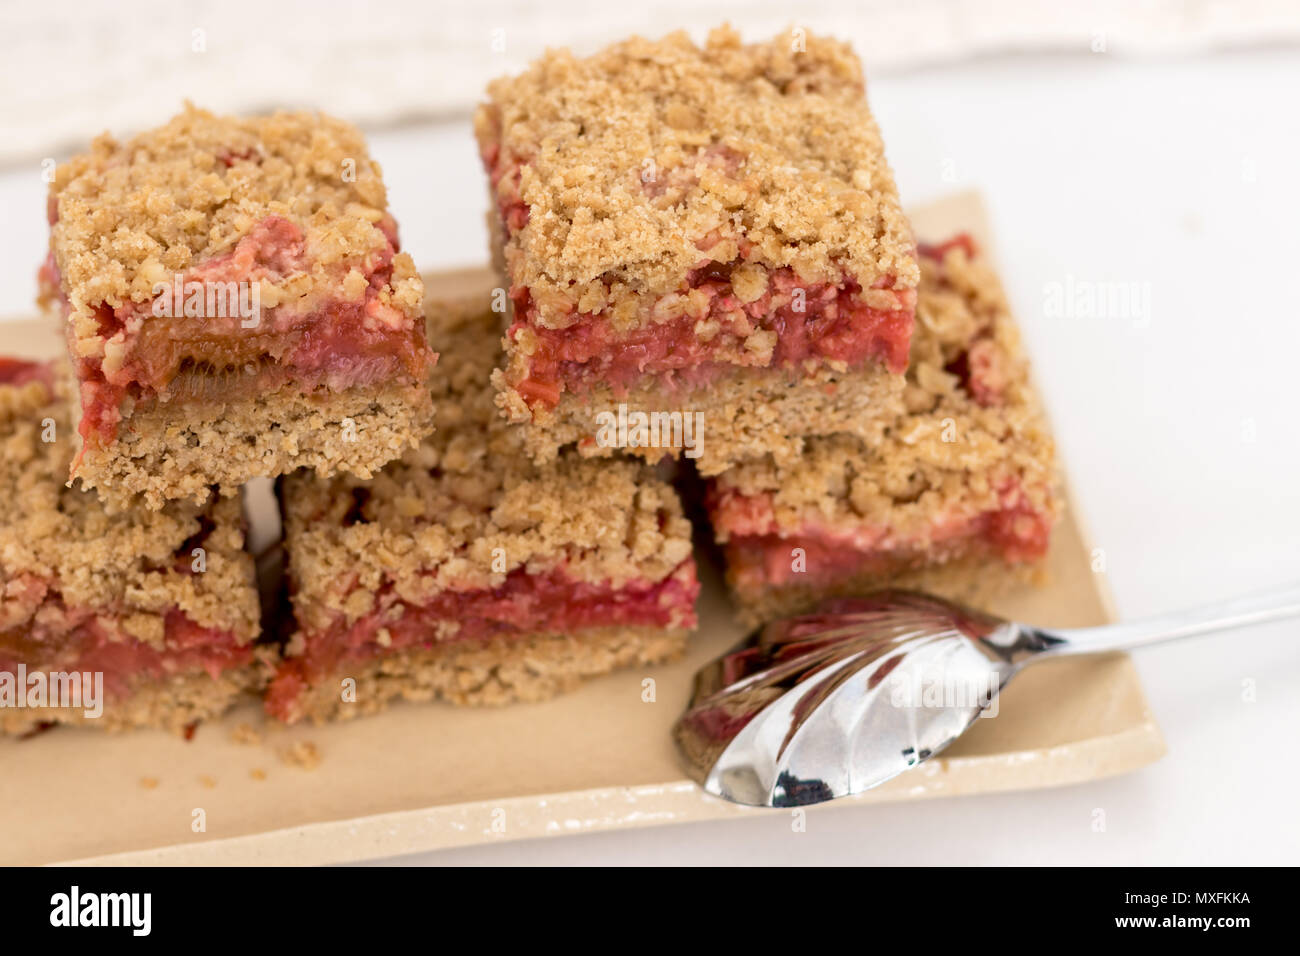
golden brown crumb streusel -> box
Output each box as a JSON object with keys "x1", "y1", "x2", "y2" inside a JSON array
[
  {"x1": 229, "y1": 721, "x2": 263, "y2": 745},
  {"x1": 477, "y1": 25, "x2": 917, "y2": 312},
  {"x1": 270, "y1": 290, "x2": 700, "y2": 723},
  {"x1": 45, "y1": 104, "x2": 422, "y2": 340}
]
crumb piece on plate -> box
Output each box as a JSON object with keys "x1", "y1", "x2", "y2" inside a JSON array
[
  {"x1": 280, "y1": 740, "x2": 321, "y2": 769},
  {"x1": 229, "y1": 721, "x2": 263, "y2": 745}
]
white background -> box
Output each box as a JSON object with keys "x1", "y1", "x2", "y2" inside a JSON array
[{"x1": 1, "y1": 27, "x2": 1297, "y2": 865}]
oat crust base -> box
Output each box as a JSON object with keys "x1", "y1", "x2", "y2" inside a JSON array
[
  {"x1": 0, "y1": 666, "x2": 264, "y2": 736},
  {"x1": 281, "y1": 625, "x2": 689, "y2": 724},
  {"x1": 500, "y1": 362, "x2": 903, "y2": 477},
  {"x1": 72, "y1": 381, "x2": 435, "y2": 509},
  {"x1": 728, "y1": 554, "x2": 1045, "y2": 630}
]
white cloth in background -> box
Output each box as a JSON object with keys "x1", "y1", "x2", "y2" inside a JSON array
[{"x1": 2, "y1": 0, "x2": 1298, "y2": 165}]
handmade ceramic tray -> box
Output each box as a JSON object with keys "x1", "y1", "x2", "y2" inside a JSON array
[{"x1": 0, "y1": 192, "x2": 1164, "y2": 866}]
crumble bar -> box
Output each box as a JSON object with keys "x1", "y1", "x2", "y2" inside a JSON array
[
  {"x1": 0, "y1": 359, "x2": 264, "y2": 733},
  {"x1": 267, "y1": 296, "x2": 699, "y2": 723},
  {"x1": 40, "y1": 105, "x2": 437, "y2": 507},
  {"x1": 707, "y1": 235, "x2": 1060, "y2": 625},
  {"x1": 475, "y1": 26, "x2": 917, "y2": 474}
]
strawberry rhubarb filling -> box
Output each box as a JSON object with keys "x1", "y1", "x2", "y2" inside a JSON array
[
  {"x1": 709, "y1": 482, "x2": 1053, "y2": 597},
  {"x1": 266, "y1": 559, "x2": 699, "y2": 719},
  {"x1": 0, "y1": 357, "x2": 55, "y2": 390},
  {"x1": 45, "y1": 213, "x2": 433, "y2": 448},
  {"x1": 506, "y1": 265, "x2": 914, "y2": 409},
  {"x1": 0, "y1": 592, "x2": 252, "y2": 704}
]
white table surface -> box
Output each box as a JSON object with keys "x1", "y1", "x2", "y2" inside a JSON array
[{"x1": 1, "y1": 48, "x2": 1296, "y2": 866}]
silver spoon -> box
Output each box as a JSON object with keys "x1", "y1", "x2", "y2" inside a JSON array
[{"x1": 673, "y1": 585, "x2": 1300, "y2": 808}]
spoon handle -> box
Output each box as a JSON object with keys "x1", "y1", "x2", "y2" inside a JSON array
[{"x1": 1030, "y1": 582, "x2": 1300, "y2": 655}]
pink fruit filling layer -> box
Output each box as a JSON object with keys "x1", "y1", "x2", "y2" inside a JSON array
[
  {"x1": 710, "y1": 481, "x2": 1053, "y2": 595},
  {"x1": 0, "y1": 591, "x2": 251, "y2": 703},
  {"x1": 507, "y1": 266, "x2": 914, "y2": 409},
  {"x1": 0, "y1": 358, "x2": 54, "y2": 390},
  {"x1": 265, "y1": 560, "x2": 700, "y2": 719},
  {"x1": 43, "y1": 214, "x2": 433, "y2": 447}
]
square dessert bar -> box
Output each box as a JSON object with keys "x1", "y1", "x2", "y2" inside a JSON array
[
  {"x1": 707, "y1": 235, "x2": 1060, "y2": 625},
  {"x1": 267, "y1": 296, "x2": 699, "y2": 723},
  {"x1": 0, "y1": 359, "x2": 263, "y2": 733},
  {"x1": 475, "y1": 27, "x2": 918, "y2": 474},
  {"x1": 40, "y1": 105, "x2": 436, "y2": 507}
]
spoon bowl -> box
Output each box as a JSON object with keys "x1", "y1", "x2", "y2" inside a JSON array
[{"x1": 673, "y1": 584, "x2": 1300, "y2": 807}]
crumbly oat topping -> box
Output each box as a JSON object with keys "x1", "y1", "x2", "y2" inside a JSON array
[
  {"x1": 0, "y1": 365, "x2": 258, "y2": 641},
  {"x1": 282, "y1": 296, "x2": 695, "y2": 633},
  {"x1": 48, "y1": 103, "x2": 423, "y2": 349},
  {"x1": 712, "y1": 240, "x2": 1058, "y2": 538},
  {"x1": 476, "y1": 26, "x2": 917, "y2": 321}
]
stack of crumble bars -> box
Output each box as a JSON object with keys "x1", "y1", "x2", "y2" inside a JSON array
[
  {"x1": 267, "y1": 299, "x2": 698, "y2": 723},
  {"x1": 8, "y1": 99, "x2": 701, "y2": 730},
  {"x1": 3, "y1": 26, "x2": 1058, "y2": 734}
]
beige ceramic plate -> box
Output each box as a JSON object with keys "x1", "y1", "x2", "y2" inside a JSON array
[{"x1": 0, "y1": 192, "x2": 1163, "y2": 866}]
